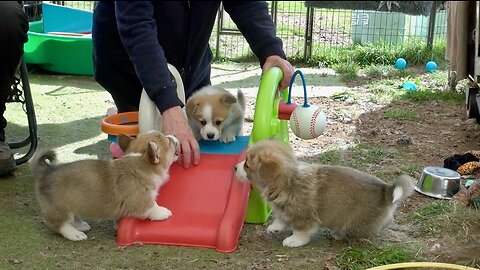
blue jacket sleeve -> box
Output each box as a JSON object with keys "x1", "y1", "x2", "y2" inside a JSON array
[
  {"x1": 114, "y1": 1, "x2": 183, "y2": 113},
  {"x1": 223, "y1": 1, "x2": 286, "y2": 67}
]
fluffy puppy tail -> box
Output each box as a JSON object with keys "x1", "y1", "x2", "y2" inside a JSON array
[
  {"x1": 237, "y1": 90, "x2": 246, "y2": 111},
  {"x1": 31, "y1": 149, "x2": 57, "y2": 177},
  {"x1": 390, "y1": 174, "x2": 415, "y2": 204}
]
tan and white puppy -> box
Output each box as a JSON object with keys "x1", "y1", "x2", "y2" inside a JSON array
[
  {"x1": 235, "y1": 139, "x2": 414, "y2": 248},
  {"x1": 31, "y1": 131, "x2": 179, "y2": 241},
  {"x1": 186, "y1": 85, "x2": 245, "y2": 143}
]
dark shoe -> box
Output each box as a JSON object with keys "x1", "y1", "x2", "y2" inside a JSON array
[{"x1": 0, "y1": 141, "x2": 15, "y2": 176}]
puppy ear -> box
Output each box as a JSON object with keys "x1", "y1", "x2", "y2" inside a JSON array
[
  {"x1": 185, "y1": 97, "x2": 198, "y2": 118},
  {"x1": 118, "y1": 134, "x2": 134, "y2": 151},
  {"x1": 257, "y1": 156, "x2": 281, "y2": 179},
  {"x1": 147, "y1": 141, "x2": 160, "y2": 164},
  {"x1": 221, "y1": 92, "x2": 237, "y2": 107}
]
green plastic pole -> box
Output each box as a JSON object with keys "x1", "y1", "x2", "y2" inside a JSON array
[{"x1": 244, "y1": 67, "x2": 290, "y2": 224}]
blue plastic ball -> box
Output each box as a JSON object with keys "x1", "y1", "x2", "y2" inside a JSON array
[
  {"x1": 465, "y1": 179, "x2": 476, "y2": 189},
  {"x1": 395, "y1": 58, "x2": 407, "y2": 70},
  {"x1": 402, "y1": 81, "x2": 417, "y2": 91},
  {"x1": 425, "y1": 61, "x2": 438, "y2": 73}
]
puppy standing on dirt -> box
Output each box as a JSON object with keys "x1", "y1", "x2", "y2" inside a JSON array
[
  {"x1": 31, "y1": 131, "x2": 179, "y2": 241},
  {"x1": 235, "y1": 140, "x2": 414, "y2": 247},
  {"x1": 186, "y1": 85, "x2": 245, "y2": 143}
]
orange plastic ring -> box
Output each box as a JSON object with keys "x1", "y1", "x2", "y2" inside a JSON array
[{"x1": 101, "y1": 111, "x2": 139, "y2": 136}]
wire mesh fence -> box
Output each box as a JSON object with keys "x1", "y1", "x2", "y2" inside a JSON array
[
  {"x1": 213, "y1": 1, "x2": 447, "y2": 63},
  {"x1": 29, "y1": 1, "x2": 448, "y2": 65}
]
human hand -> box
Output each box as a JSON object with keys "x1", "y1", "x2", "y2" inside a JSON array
[
  {"x1": 262, "y1": 55, "x2": 294, "y2": 91},
  {"x1": 161, "y1": 106, "x2": 200, "y2": 168}
]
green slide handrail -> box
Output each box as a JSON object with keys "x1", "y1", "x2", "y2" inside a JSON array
[
  {"x1": 249, "y1": 67, "x2": 290, "y2": 146},
  {"x1": 245, "y1": 67, "x2": 290, "y2": 223}
]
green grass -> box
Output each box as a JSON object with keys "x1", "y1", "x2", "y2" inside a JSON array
[
  {"x1": 354, "y1": 144, "x2": 397, "y2": 166},
  {"x1": 363, "y1": 64, "x2": 410, "y2": 79},
  {"x1": 364, "y1": 64, "x2": 387, "y2": 78},
  {"x1": 313, "y1": 142, "x2": 400, "y2": 172},
  {"x1": 399, "y1": 164, "x2": 424, "y2": 176},
  {"x1": 383, "y1": 108, "x2": 420, "y2": 121},
  {"x1": 307, "y1": 39, "x2": 446, "y2": 69},
  {"x1": 314, "y1": 149, "x2": 343, "y2": 165},
  {"x1": 332, "y1": 61, "x2": 359, "y2": 81},
  {"x1": 408, "y1": 201, "x2": 480, "y2": 237},
  {"x1": 336, "y1": 244, "x2": 416, "y2": 270},
  {"x1": 401, "y1": 89, "x2": 464, "y2": 103},
  {"x1": 365, "y1": 70, "x2": 463, "y2": 104},
  {"x1": 411, "y1": 201, "x2": 452, "y2": 220},
  {"x1": 330, "y1": 90, "x2": 358, "y2": 101},
  {"x1": 370, "y1": 87, "x2": 463, "y2": 105},
  {"x1": 277, "y1": 1, "x2": 308, "y2": 13},
  {"x1": 276, "y1": 23, "x2": 304, "y2": 37},
  {"x1": 309, "y1": 141, "x2": 411, "y2": 183},
  {"x1": 5, "y1": 72, "x2": 113, "y2": 162},
  {"x1": 408, "y1": 201, "x2": 454, "y2": 235}
]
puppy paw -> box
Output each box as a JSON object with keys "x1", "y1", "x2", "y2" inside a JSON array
[
  {"x1": 148, "y1": 205, "x2": 172, "y2": 221},
  {"x1": 59, "y1": 223, "x2": 88, "y2": 241},
  {"x1": 73, "y1": 219, "x2": 91, "y2": 232},
  {"x1": 267, "y1": 219, "x2": 287, "y2": 233},
  {"x1": 220, "y1": 135, "x2": 236, "y2": 143},
  {"x1": 282, "y1": 234, "x2": 310, "y2": 248}
]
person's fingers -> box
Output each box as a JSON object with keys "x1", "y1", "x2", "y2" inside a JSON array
[
  {"x1": 177, "y1": 143, "x2": 185, "y2": 164},
  {"x1": 190, "y1": 139, "x2": 200, "y2": 166},
  {"x1": 261, "y1": 63, "x2": 272, "y2": 75},
  {"x1": 279, "y1": 61, "x2": 294, "y2": 90},
  {"x1": 181, "y1": 141, "x2": 191, "y2": 168},
  {"x1": 262, "y1": 56, "x2": 294, "y2": 91}
]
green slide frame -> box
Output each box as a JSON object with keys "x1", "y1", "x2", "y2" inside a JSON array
[{"x1": 244, "y1": 67, "x2": 290, "y2": 224}]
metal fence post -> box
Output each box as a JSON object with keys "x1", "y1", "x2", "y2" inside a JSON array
[
  {"x1": 427, "y1": 1, "x2": 438, "y2": 50},
  {"x1": 304, "y1": 6, "x2": 314, "y2": 61},
  {"x1": 215, "y1": 3, "x2": 224, "y2": 60},
  {"x1": 271, "y1": 1, "x2": 278, "y2": 26}
]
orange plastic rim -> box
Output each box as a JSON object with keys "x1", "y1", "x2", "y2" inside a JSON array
[{"x1": 101, "y1": 111, "x2": 139, "y2": 136}]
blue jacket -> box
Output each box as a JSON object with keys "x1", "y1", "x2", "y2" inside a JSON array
[{"x1": 92, "y1": 1, "x2": 286, "y2": 113}]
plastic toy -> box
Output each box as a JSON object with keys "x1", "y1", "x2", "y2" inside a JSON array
[
  {"x1": 101, "y1": 65, "x2": 322, "y2": 252},
  {"x1": 109, "y1": 142, "x2": 124, "y2": 159},
  {"x1": 24, "y1": 3, "x2": 93, "y2": 75},
  {"x1": 402, "y1": 81, "x2": 417, "y2": 91},
  {"x1": 465, "y1": 179, "x2": 476, "y2": 189},
  {"x1": 365, "y1": 262, "x2": 479, "y2": 270},
  {"x1": 286, "y1": 70, "x2": 326, "y2": 140},
  {"x1": 395, "y1": 58, "x2": 407, "y2": 70},
  {"x1": 425, "y1": 61, "x2": 438, "y2": 73}
]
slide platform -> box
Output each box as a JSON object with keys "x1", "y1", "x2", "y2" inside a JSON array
[{"x1": 116, "y1": 136, "x2": 252, "y2": 253}]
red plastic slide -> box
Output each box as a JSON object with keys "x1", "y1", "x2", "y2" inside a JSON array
[{"x1": 116, "y1": 149, "x2": 251, "y2": 253}]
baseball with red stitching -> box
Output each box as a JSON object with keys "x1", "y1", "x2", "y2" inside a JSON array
[{"x1": 289, "y1": 105, "x2": 326, "y2": 140}]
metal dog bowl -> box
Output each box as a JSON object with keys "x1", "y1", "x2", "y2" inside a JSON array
[{"x1": 414, "y1": 166, "x2": 461, "y2": 200}]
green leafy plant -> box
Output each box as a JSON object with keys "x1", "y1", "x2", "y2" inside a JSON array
[{"x1": 336, "y1": 244, "x2": 415, "y2": 270}]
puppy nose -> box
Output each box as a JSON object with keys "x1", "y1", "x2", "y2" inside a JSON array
[
  {"x1": 234, "y1": 165, "x2": 237, "y2": 171},
  {"x1": 207, "y1": 133, "x2": 215, "y2": 139}
]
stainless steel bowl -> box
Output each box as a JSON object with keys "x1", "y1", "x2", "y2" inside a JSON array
[{"x1": 414, "y1": 166, "x2": 461, "y2": 200}]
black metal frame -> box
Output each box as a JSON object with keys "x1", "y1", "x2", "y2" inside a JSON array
[{"x1": 7, "y1": 59, "x2": 38, "y2": 165}]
